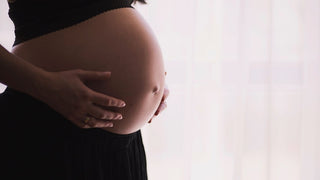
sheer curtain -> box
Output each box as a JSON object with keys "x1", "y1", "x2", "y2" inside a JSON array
[
  {"x1": 1, "y1": 0, "x2": 319, "y2": 180},
  {"x1": 134, "y1": 0, "x2": 320, "y2": 180}
]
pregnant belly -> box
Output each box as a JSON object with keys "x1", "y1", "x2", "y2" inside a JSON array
[{"x1": 11, "y1": 7, "x2": 166, "y2": 135}]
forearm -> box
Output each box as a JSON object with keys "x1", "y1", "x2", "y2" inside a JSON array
[{"x1": 0, "y1": 44, "x2": 50, "y2": 97}]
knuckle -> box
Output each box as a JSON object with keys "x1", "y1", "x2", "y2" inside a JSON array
[
  {"x1": 105, "y1": 113, "x2": 111, "y2": 119},
  {"x1": 113, "y1": 114, "x2": 118, "y2": 119},
  {"x1": 110, "y1": 113, "x2": 116, "y2": 119},
  {"x1": 107, "y1": 99, "x2": 113, "y2": 106},
  {"x1": 99, "y1": 113, "x2": 106, "y2": 119}
]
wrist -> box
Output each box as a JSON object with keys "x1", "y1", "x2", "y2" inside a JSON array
[{"x1": 25, "y1": 68, "x2": 54, "y2": 102}]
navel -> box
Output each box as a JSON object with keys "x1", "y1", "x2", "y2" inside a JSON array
[{"x1": 152, "y1": 85, "x2": 160, "y2": 95}]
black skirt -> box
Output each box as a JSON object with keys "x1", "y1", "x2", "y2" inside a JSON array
[{"x1": 0, "y1": 87, "x2": 148, "y2": 180}]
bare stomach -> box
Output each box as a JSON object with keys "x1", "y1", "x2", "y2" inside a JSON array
[{"x1": 11, "y1": 7, "x2": 166, "y2": 135}]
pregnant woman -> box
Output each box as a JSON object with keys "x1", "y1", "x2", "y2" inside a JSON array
[{"x1": 0, "y1": 0, "x2": 169, "y2": 179}]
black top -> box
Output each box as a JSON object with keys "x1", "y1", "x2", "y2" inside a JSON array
[{"x1": 7, "y1": 0, "x2": 134, "y2": 47}]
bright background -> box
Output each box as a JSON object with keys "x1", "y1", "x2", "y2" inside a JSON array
[{"x1": 1, "y1": 0, "x2": 319, "y2": 180}]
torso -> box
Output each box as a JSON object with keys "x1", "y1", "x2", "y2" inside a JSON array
[{"x1": 11, "y1": 7, "x2": 166, "y2": 135}]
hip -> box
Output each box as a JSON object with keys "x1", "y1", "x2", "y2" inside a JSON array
[
  {"x1": 0, "y1": 87, "x2": 141, "y2": 144},
  {"x1": 0, "y1": 88, "x2": 148, "y2": 179}
]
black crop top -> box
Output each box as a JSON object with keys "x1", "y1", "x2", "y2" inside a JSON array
[{"x1": 7, "y1": 0, "x2": 134, "y2": 47}]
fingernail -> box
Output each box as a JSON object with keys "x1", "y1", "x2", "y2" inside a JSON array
[
  {"x1": 108, "y1": 123, "x2": 113, "y2": 127},
  {"x1": 120, "y1": 102, "x2": 126, "y2": 107}
]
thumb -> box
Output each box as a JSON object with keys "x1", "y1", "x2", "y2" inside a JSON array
[{"x1": 77, "y1": 70, "x2": 111, "y2": 81}]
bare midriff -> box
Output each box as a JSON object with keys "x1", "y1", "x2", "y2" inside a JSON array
[{"x1": 10, "y1": 7, "x2": 166, "y2": 135}]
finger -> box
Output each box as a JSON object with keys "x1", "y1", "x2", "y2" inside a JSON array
[
  {"x1": 75, "y1": 120, "x2": 91, "y2": 129},
  {"x1": 89, "y1": 89, "x2": 126, "y2": 108},
  {"x1": 155, "y1": 101, "x2": 167, "y2": 115},
  {"x1": 93, "y1": 121, "x2": 114, "y2": 128},
  {"x1": 154, "y1": 102, "x2": 165, "y2": 116},
  {"x1": 85, "y1": 118, "x2": 114, "y2": 128},
  {"x1": 162, "y1": 87, "x2": 170, "y2": 101},
  {"x1": 87, "y1": 104, "x2": 123, "y2": 120},
  {"x1": 77, "y1": 70, "x2": 111, "y2": 82},
  {"x1": 148, "y1": 115, "x2": 155, "y2": 123}
]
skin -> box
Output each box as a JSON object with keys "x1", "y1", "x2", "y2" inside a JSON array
[
  {"x1": 9, "y1": 7, "x2": 169, "y2": 134},
  {"x1": 0, "y1": 45, "x2": 128, "y2": 128}
]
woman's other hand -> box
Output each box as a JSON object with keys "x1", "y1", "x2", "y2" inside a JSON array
[
  {"x1": 37, "y1": 69, "x2": 126, "y2": 128},
  {"x1": 148, "y1": 81, "x2": 169, "y2": 124}
]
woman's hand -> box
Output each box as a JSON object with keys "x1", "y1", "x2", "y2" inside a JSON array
[
  {"x1": 36, "y1": 69, "x2": 126, "y2": 129},
  {"x1": 148, "y1": 81, "x2": 169, "y2": 124},
  {"x1": 0, "y1": 45, "x2": 124, "y2": 128}
]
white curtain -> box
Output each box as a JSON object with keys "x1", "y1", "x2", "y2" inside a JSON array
[
  {"x1": 134, "y1": 0, "x2": 320, "y2": 179},
  {"x1": 1, "y1": 0, "x2": 320, "y2": 179}
]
